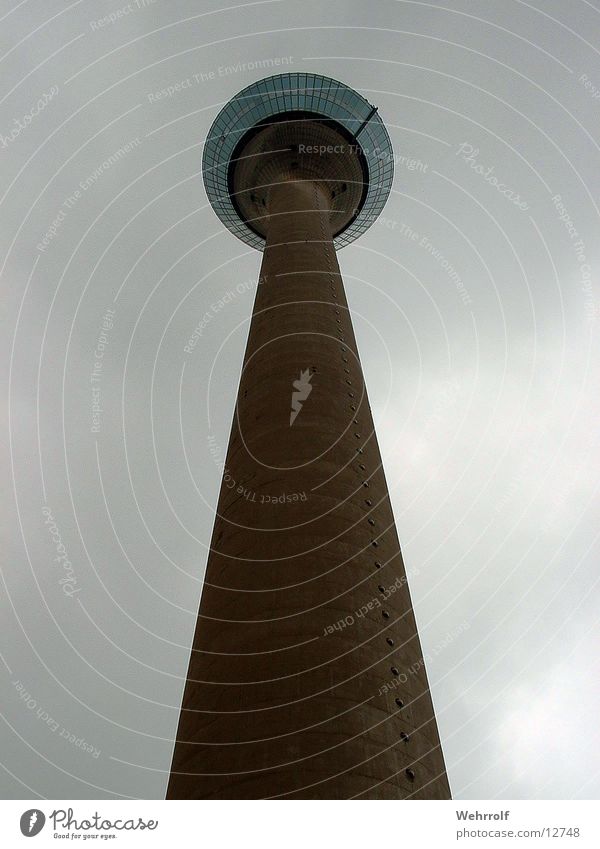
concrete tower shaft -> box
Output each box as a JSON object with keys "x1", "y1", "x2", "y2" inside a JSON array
[
  {"x1": 231, "y1": 118, "x2": 366, "y2": 241},
  {"x1": 167, "y1": 172, "x2": 451, "y2": 799}
]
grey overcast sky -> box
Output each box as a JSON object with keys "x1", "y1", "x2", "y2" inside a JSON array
[{"x1": 2, "y1": 0, "x2": 599, "y2": 800}]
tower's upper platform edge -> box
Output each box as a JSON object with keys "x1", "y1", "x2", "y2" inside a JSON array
[{"x1": 202, "y1": 73, "x2": 394, "y2": 250}]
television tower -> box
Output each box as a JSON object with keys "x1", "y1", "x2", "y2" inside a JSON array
[{"x1": 167, "y1": 73, "x2": 450, "y2": 799}]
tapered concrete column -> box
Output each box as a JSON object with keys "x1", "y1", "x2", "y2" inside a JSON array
[{"x1": 167, "y1": 177, "x2": 451, "y2": 799}]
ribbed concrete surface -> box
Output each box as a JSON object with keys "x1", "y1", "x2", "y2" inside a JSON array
[{"x1": 167, "y1": 178, "x2": 450, "y2": 799}]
